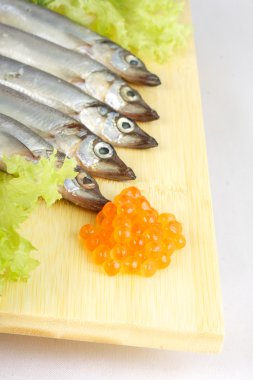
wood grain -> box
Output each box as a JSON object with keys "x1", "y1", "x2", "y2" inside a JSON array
[{"x1": 0, "y1": 4, "x2": 224, "y2": 352}]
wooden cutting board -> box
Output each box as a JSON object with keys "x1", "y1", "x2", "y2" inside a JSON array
[{"x1": 0, "y1": 4, "x2": 224, "y2": 352}]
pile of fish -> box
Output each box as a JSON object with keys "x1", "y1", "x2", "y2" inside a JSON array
[{"x1": 0, "y1": 0, "x2": 161, "y2": 211}]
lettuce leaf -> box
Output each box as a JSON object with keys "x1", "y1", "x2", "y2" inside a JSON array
[
  {"x1": 32, "y1": 0, "x2": 189, "y2": 63},
  {"x1": 0, "y1": 154, "x2": 76, "y2": 296},
  {"x1": 0, "y1": 227, "x2": 38, "y2": 294}
]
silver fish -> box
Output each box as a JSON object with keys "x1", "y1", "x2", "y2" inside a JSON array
[
  {"x1": 0, "y1": 114, "x2": 108, "y2": 211},
  {"x1": 0, "y1": 110, "x2": 53, "y2": 158},
  {"x1": 0, "y1": 0, "x2": 161, "y2": 86},
  {"x1": 58, "y1": 166, "x2": 109, "y2": 211},
  {"x1": 0, "y1": 23, "x2": 158, "y2": 121},
  {"x1": 0, "y1": 84, "x2": 136, "y2": 181},
  {"x1": 0, "y1": 55, "x2": 158, "y2": 149},
  {"x1": 0, "y1": 130, "x2": 35, "y2": 171}
]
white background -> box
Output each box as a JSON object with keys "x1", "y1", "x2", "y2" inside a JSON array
[{"x1": 0, "y1": 0, "x2": 253, "y2": 378}]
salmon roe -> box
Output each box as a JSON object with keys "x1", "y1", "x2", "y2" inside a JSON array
[{"x1": 79, "y1": 187, "x2": 186, "y2": 277}]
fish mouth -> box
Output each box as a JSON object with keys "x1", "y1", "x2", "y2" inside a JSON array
[
  {"x1": 121, "y1": 105, "x2": 159, "y2": 122},
  {"x1": 134, "y1": 73, "x2": 161, "y2": 86},
  {"x1": 76, "y1": 192, "x2": 109, "y2": 211},
  {"x1": 117, "y1": 166, "x2": 136, "y2": 181},
  {"x1": 136, "y1": 108, "x2": 159, "y2": 122},
  {"x1": 91, "y1": 165, "x2": 136, "y2": 181},
  {"x1": 121, "y1": 130, "x2": 158, "y2": 149},
  {"x1": 113, "y1": 167, "x2": 136, "y2": 181},
  {"x1": 63, "y1": 189, "x2": 109, "y2": 211},
  {"x1": 132, "y1": 134, "x2": 158, "y2": 149}
]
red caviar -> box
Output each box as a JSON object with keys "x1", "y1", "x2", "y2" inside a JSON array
[{"x1": 79, "y1": 187, "x2": 186, "y2": 277}]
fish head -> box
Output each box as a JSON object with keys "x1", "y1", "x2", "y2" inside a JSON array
[
  {"x1": 91, "y1": 40, "x2": 161, "y2": 86},
  {"x1": 113, "y1": 116, "x2": 158, "y2": 149},
  {"x1": 111, "y1": 48, "x2": 161, "y2": 86},
  {"x1": 83, "y1": 71, "x2": 159, "y2": 122},
  {"x1": 79, "y1": 106, "x2": 158, "y2": 148},
  {"x1": 106, "y1": 80, "x2": 159, "y2": 122},
  {"x1": 62, "y1": 169, "x2": 109, "y2": 211},
  {"x1": 76, "y1": 134, "x2": 136, "y2": 181}
]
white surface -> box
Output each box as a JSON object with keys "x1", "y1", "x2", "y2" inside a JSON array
[{"x1": 0, "y1": 0, "x2": 253, "y2": 379}]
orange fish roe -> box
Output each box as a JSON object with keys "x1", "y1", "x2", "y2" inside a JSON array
[{"x1": 79, "y1": 187, "x2": 186, "y2": 277}]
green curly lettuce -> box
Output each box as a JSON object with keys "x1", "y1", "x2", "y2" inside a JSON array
[
  {"x1": 0, "y1": 154, "x2": 76, "y2": 296},
  {"x1": 0, "y1": 227, "x2": 38, "y2": 295},
  {"x1": 31, "y1": 0, "x2": 189, "y2": 63}
]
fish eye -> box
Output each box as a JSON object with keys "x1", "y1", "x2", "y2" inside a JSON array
[
  {"x1": 82, "y1": 174, "x2": 96, "y2": 189},
  {"x1": 75, "y1": 169, "x2": 96, "y2": 189},
  {"x1": 117, "y1": 117, "x2": 135, "y2": 133},
  {"x1": 83, "y1": 176, "x2": 93, "y2": 185},
  {"x1": 94, "y1": 142, "x2": 114, "y2": 159},
  {"x1": 121, "y1": 86, "x2": 140, "y2": 102},
  {"x1": 125, "y1": 54, "x2": 141, "y2": 67}
]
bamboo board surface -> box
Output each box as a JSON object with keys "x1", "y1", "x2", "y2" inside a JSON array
[{"x1": 0, "y1": 4, "x2": 224, "y2": 352}]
